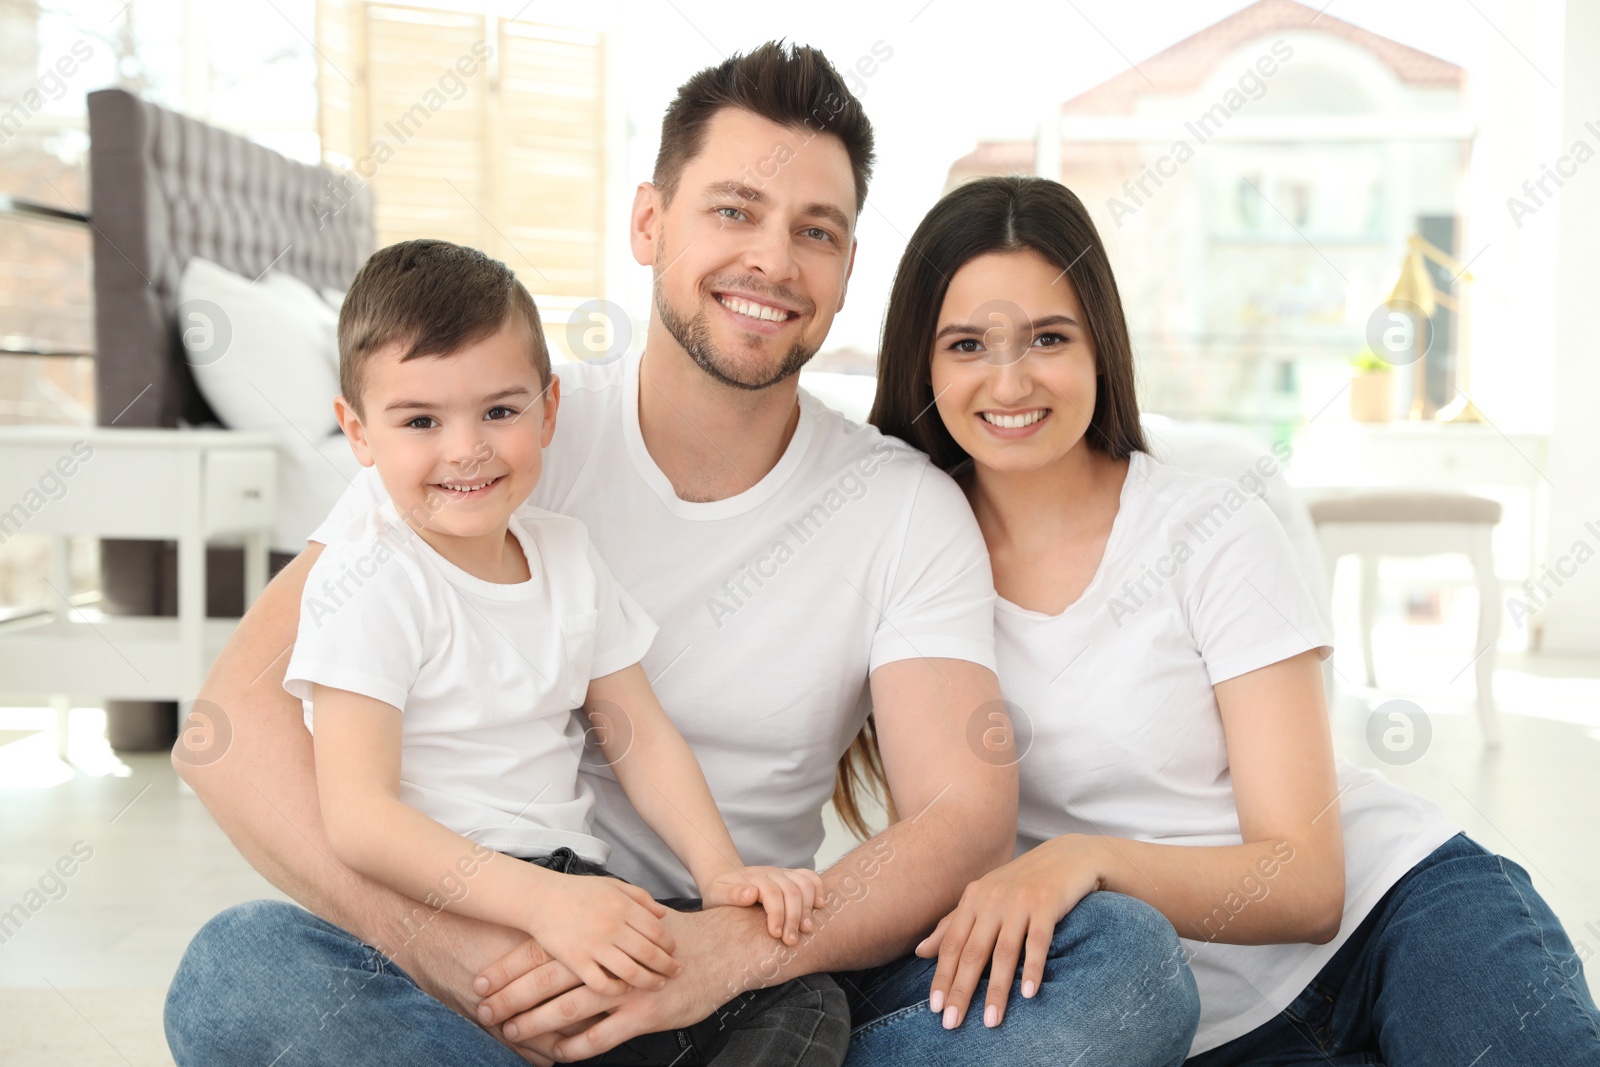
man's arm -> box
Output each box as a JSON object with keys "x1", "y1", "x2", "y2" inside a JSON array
[
  {"x1": 479, "y1": 655, "x2": 1018, "y2": 1060},
  {"x1": 173, "y1": 547, "x2": 540, "y2": 1029}
]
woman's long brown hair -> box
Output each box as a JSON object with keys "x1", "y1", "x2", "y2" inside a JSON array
[{"x1": 831, "y1": 175, "x2": 1146, "y2": 838}]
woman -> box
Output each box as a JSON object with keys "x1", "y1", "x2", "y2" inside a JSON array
[{"x1": 842, "y1": 174, "x2": 1600, "y2": 1064}]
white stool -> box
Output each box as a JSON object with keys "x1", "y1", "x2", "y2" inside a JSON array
[{"x1": 1308, "y1": 492, "x2": 1503, "y2": 748}]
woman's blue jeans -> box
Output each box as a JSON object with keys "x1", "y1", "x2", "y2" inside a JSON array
[
  {"x1": 1189, "y1": 833, "x2": 1600, "y2": 1066},
  {"x1": 164, "y1": 890, "x2": 1200, "y2": 1066}
]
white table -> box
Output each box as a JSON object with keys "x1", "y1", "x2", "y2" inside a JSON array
[{"x1": 0, "y1": 428, "x2": 277, "y2": 735}]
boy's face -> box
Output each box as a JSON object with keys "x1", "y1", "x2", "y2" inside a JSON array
[
  {"x1": 631, "y1": 107, "x2": 858, "y2": 390},
  {"x1": 333, "y1": 318, "x2": 558, "y2": 542}
]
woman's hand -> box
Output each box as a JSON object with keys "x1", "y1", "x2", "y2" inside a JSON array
[
  {"x1": 915, "y1": 835, "x2": 1105, "y2": 1029},
  {"x1": 701, "y1": 866, "x2": 824, "y2": 946},
  {"x1": 523, "y1": 875, "x2": 681, "y2": 997}
]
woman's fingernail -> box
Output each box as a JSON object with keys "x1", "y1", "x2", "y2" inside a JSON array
[
  {"x1": 477, "y1": 1005, "x2": 492, "y2": 1022},
  {"x1": 942, "y1": 1005, "x2": 959, "y2": 1029},
  {"x1": 504, "y1": 1023, "x2": 518, "y2": 1039},
  {"x1": 473, "y1": 976, "x2": 488, "y2": 994},
  {"x1": 1022, "y1": 980, "x2": 1037, "y2": 998},
  {"x1": 984, "y1": 1004, "x2": 999, "y2": 1028},
  {"x1": 929, "y1": 990, "x2": 944, "y2": 1013}
]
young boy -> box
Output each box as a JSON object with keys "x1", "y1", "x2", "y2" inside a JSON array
[{"x1": 283, "y1": 239, "x2": 848, "y2": 1066}]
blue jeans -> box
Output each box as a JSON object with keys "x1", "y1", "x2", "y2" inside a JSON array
[
  {"x1": 165, "y1": 890, "x2": 1198, "y2": 1065},
  {"x1": 1189, "y1": 833, "x2": 1600, "y2": 1066},
  {"x1": 835, "y1": 890, "x2": 1202, "y2": 1067}
]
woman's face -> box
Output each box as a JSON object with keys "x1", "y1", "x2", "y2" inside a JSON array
[{"x1": 929, "y1": 249, "x2": 1098, "y2": 476}]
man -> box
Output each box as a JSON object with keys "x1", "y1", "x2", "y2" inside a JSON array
[{"x1": 164, "y1": 41, "x2": 1198, "y2": 1066}]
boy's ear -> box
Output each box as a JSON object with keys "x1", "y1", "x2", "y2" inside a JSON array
[
  {"x1": 539, "y1": 374, "x2": 560, "y2": 449},
  {"x1": 333, "y1": 395, "x2": 376, "y2": 467}
]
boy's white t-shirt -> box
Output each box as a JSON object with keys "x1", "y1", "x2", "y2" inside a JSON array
[
  {"x1": 284, "y1": 500, "x2": 657, "y2": 864},
  {"x1": 998, "y1": 450, "x2": 1462, "y2": 1056},
  {"x1": 308, "y1": 354, "x2": 997, "y2": 897}
]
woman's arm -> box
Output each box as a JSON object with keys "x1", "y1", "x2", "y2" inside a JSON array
[
  {"x1": 921, "y1": 649, "x2": 1344, "y2": 1028},
  {"x1": 311, "y1": 682, "x2": 680, "y2": 994},
  {"x1": 1086, "y1": 647, "x2": 1345, "y2": 943}
]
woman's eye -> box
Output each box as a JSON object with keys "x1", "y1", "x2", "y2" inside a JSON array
[
  {"x1": 1033, "y1": 332, "x2": 1069, "y2": 348},
  {"x1": 484, "y1": 406, "x2": 517, "y2": 421},
  {"x1": 406, "y1": 416, "x2": 437, "y2": 430},
  {"x1": 950, "y1": 338, "x2": 983, "y2": 354}
]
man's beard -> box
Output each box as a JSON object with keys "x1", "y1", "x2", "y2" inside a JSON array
[{"x1": 655, "y1": 280, "x2": 819, "y2": 392}]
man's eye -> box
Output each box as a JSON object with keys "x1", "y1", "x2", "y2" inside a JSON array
[
  {"x1": 717, "y1": 206, "x2": 747, "y2": 222},
  {"x1": 803, "y1": 227, "x2": 833, "y2": 243}
]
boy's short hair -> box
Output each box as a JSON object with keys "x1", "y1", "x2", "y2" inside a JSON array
[
  {"x1": 653, "y1": 40, "x2": 876, "y2": 213},
  {"x1": 338, "y1": 239, "x2": 549, "y2": 416}
]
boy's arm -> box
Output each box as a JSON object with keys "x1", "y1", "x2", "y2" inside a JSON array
[
  {"x1": 585, "y1": 664, "x2": 745, "y2": 893},
  {"x1": 310, "y1": 684, "x2": 547, "y2": 930},
  {"x1": 311, "y1": 682, "x2": 680, "y2": 994},
  {"x1": 173, "y1": 547, "x2": 554, "y2": 1043}
]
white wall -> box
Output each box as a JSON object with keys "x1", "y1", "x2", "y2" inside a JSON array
[{"x1": 1540, "y1": 0, "x2": 1600, "y2": 653}]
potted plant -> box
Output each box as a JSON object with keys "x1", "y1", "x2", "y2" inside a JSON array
[{"x1": 1349, "y1": 347, "x2": 1394, "y2": 423}]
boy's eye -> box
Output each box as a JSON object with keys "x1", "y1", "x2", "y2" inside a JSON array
[
  {"x1": 406, "y1": 416, "x2": 437, "y2": 430},
  {"x1": 484, "y1": 406, "x2": 517, "y2": 421}
]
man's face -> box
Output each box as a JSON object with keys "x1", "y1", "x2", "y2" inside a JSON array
[{"x1": 632, "y1": 107, "x2": 858, "y2": 391}]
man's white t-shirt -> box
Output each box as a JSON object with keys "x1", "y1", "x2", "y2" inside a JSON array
[
  {"x1": 997, "y1": 450, "x2": 1461, "y2": 1057},
  {"x1": 284, "y1": 500, "x2": 657, "y2": 864},
  {"x1": 308, "y1": 354, "x2": 997, "y2": 897}
]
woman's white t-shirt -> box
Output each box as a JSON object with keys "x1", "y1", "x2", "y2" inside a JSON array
[
  {"x1": 997, "y1": 450, "x2": 1461, "y2": 1056},
  {"x1": 284, "y1": 500, "x2": 657, "y2": 864}
]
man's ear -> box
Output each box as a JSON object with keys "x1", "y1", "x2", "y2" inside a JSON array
[
  {"x1": 333, "y1": 395, "x2": 375, "y2": 467},
  {"x1": 539, "y1": 374, "x2": 561, "y2": 449},
  {"x1": 629, "y1": 182, "x2": 661, "y2": 269}
]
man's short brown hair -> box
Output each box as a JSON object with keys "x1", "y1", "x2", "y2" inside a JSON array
[
  {"x1": 338, "y1": 239, "x2": 549, "y2": 416},
  {"x1": 653, "y1": 41, "x2": 876, "y2": 213}
]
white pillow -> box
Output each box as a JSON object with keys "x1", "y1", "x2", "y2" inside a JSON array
[
  {"x1": 178, "y1": 257, "x2": 348, "y2": 551},
  {"x1": 262, "y1": 270, "x2": 342, "y2": 386}
]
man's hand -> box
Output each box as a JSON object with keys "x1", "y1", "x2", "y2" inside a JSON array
[
  {"x1": 393, "y1": 909, "x2": 560, "y2": 1065},
  {"x1": 477, "y1": 905, "x2": 764, "y2": 1061}
]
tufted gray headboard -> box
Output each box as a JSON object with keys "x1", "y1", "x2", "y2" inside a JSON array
[{"x1": 87, "y1": 88, "x2": 374, "y2": 747}]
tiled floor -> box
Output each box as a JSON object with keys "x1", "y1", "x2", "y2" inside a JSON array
[{"x1": 3, "y1": 640, "x2": 1598, "y2": 1065}]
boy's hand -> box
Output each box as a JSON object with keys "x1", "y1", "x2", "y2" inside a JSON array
[
  {"x1": 525, "y1": 875, "x2": 681, "y2": 996},
  {"x1": 701, "y1": 866, "x2": 823, "y2": 946}
]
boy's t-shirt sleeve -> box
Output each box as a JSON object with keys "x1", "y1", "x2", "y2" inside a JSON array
[
  {"x1": 582, "y1": 533, "x2": 659, "y2": 680},
  {"x1": 283, "y1": 537, "x2": 427, "y2": 714},
  {"x1": 1175, "y1": 486, "x2": 1333, "y2": 687},
  {"x1": 869, "y1": 463, "x2": 998, "y2": 675}
]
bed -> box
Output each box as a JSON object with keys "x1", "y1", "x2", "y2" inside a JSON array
[{"x1": 87, "y1": 88, "x2": 374, "y2": 747}]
